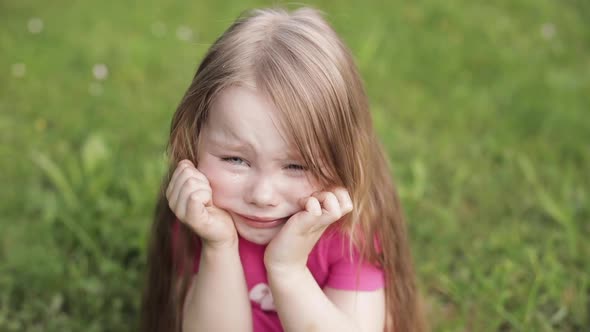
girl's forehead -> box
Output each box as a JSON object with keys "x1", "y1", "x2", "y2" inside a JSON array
[
  {"x1": 205, "y1": 86, "x2": 300, "y2": 157},
  {"x1": 211, "y1": 86, "x2": 277, "y2": 125}
]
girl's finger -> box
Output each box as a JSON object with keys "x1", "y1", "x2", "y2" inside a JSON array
[
  {"x1": 166, "y1": 160, "x2": 194, "y2": 198},
  {"x1": 298, "y1": 192, "x2": 316, "y2": 209},
  {"x1": 323, "y1": 192, "x2": 342, "y2": 220},
  {"x1": 167, "y1": 170, "x2": 189, "y2": 209},
  {"x1": 175, "y1": 181, "x2": 211, "y2": 219},
  {"x1": 185, "y1": 192, "x2": 209, "y2": 231},
  {"x1": 296, "y1": 195, "x2": 335, "y2": 235},
  {"x1": 186, "y1": 188, "x2": 212, "y2": 219},
  {"x1": 305, "y1": 196, "x2": 322, "y2": 216},
  {"x1": 191, "y1": 167, "x2": 210, "y2": 185},
  {"x1": 312, "y1": 191, "x2": 342, "y2": 220},
  {"x1": 332, "y1": 187, "x2": 353, "y2": 214},
  {"x1": 170, "y1": 169, "x2": 209, "y2": 209}
]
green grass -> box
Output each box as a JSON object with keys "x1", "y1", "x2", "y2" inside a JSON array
[{"x1": 1, "y1": 0, "x2": 589, "y2": 331}]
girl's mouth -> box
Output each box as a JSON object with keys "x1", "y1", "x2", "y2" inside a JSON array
[{"x1": 235, "y1": 213, "x2": 289, "y2": 229}]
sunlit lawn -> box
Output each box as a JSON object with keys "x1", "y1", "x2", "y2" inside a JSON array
[{"x1": 1, "y1": 0, "x2": 589, "y2": 331}]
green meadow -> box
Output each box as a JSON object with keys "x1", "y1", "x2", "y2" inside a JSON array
[{"x1": 1, "y1": 0, "x2": 588, "y2": 331}]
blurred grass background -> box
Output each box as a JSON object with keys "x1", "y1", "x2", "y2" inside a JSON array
[{"x1": 1, "y1": 0, "x2": 589, "y2": 331}]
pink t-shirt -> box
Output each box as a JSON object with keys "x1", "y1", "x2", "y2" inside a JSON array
[{"x1": 172, "y1": 221, "x2": 384, "y2": 332}]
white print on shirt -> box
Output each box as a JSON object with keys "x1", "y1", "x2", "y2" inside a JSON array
[{"x1": 249, "y1": 283, "x2": 276, "y2": 311}]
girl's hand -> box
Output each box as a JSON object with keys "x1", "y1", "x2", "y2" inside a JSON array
[
  {"x1": 166, "y1": 159, "x2": 238, "y2": 249},
  {"x1": 264, "y1": 187, "x2": 353, "y2": 275}
]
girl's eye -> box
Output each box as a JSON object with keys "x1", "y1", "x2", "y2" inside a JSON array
[
  {"x1": 285, "y1": 164, "x2": 307, "y2": 171},
  {"x1": 221, "y1": 156, "x2": 247, "y2": 165}
]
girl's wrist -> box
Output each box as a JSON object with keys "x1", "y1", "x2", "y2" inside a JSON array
[
  {"x1": 200, "y1": 233, "x2": 239, "y2": 252},
  {"x1": 263, "y1": 247, "x2": 308, "y2": 277},
  {"x1": 265, "y1": 262, "x2": 307, "y2": 284},
  {"x1": 200, "y1": 239, "x2": 240, "y2": 261}
]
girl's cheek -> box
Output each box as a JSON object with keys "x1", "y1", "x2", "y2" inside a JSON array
[
  {"x1": 210, "y1": 172, "x2": 243, "y2": 192},
  {"x1": 198, "y1": 155, "x2": 242, "y2": 187},
  {"x1": 285, "y1": 177, "x2": 320, "y2": 203},
  {"x1": 208, "y1": 169, "x2": 247, "y2": 207}
]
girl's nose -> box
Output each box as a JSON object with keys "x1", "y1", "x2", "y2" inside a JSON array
[{"x1": 245, "y1": 174, "x2": 279, "y2": 207}]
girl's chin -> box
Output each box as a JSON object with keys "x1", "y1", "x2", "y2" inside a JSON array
[{"x1": 234, "y1": 221, "x2": 283, "y2": 245}]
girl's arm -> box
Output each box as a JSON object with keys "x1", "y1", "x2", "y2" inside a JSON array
[
  {"x1": 166, "y1": 160, "x2": 252, "y2": 331},
  {"x1": 267, "y1": 267, "x2": 385, "y2": 332},
  {"x1": 182, "y1": 244, "x2": 253, "y2": 332},
  {"x1": 265, "y1": 188, "x2": 384, "y2": 331}
]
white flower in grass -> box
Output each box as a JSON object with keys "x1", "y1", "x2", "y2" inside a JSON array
[
  {"x1": 28, "y1": 17, "x2": 44, "y2": 34},
  {"x1": 176, "y1": 25, "x2": 193, "y2": 41},
  {"x1": 92, "y1": 63, "x2": 108, "y2": 80},
  {"x1": 541, "y1": 23, "x2": 556, "y2": 40},
  {"x1": 11, "y1": 63, "x2": 26, "y2": 77},
  {"x1": 151, "y1": 21, "x2": 166, "y2": 37},
  {"x1": 89, "y1": 82, "x2": 103, "y2": 96}
]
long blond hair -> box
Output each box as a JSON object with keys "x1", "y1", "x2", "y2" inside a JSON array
[{"x1": 140, "y1": 7, "x2": 426, "y2": 332}]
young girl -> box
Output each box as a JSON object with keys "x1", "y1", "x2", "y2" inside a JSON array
[{"x1": 140, "y1": 7, "x2": 425, "y2": 332}]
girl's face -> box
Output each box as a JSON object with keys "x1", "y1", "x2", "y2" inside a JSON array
[{"x1": 197, "y1": 85, "x2": 322, "y2": 245}]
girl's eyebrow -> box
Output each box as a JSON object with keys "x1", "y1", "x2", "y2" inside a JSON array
[
  {"x1": 206, "y1": 131, "x2": 259, "y2": 153},
  {"x1": 276, "y1": 150, "x2": 303, "y2": 161},
  {"x1": 205, "y1": 130, "x2": 302, "y2": 160},
  {"x1": 210, "y1": 137, "x2": 302, "y2": 160},
  {"x1": 209, "y1": 137, "x2": 254, "y2": 152}
]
